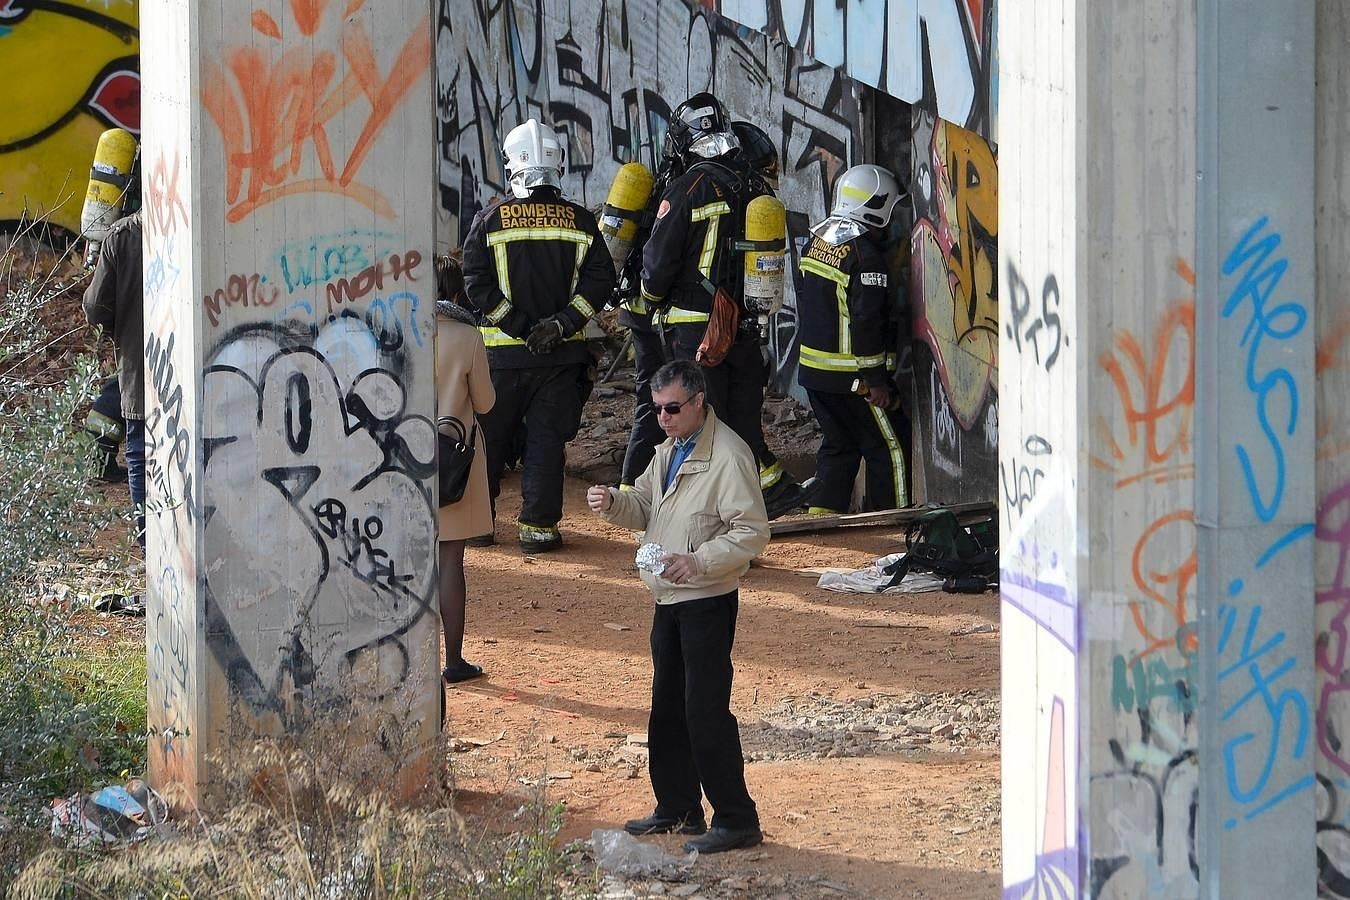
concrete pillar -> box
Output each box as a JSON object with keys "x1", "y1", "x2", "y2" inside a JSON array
[
  {"x1": 140, "y1": 0, "x2": 439, "y2": 805},
  {"x1": 1000, "y1": 2, "x2": 1318, "y2": 897},
  {"x1": 1314, "y1": 2, "x2": 1350, "y2": 894}
]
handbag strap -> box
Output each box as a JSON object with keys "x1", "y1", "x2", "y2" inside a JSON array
[{"x1": 436, "y1": 415, "x2": 467, "y2": 443}]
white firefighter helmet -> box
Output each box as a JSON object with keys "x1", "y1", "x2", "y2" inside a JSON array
[
  {"x1": 502, "y1": 118, "x2": 565, "y2": 199},
  {"x1": 830, "y1": 164, "x2": 905, "y2": 229}
]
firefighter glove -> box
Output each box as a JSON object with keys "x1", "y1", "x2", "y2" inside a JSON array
[{"x1": 526, "y1": 316, "x2": 567, "y2": 355}]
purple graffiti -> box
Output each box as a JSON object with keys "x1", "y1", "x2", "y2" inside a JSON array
[{"x1": 1317, "y1": 480, "x2": 1350, "y2": 776}]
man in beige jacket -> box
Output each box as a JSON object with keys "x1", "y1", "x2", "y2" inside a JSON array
[{"x1": 587, "y1": 359, "x2": 769, "y2": 854}]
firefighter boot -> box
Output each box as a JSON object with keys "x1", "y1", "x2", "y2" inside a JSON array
[
  {"x1": 761, "y1": 470, "x2": 806, "y2": 520},
  {"x1": 519, "y1": 523, "x2": 563, "y2": 554}
]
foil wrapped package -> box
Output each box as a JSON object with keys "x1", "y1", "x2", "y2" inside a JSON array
[{"x1": 635, "y1": 542, "x2": 667, "y2": 576}]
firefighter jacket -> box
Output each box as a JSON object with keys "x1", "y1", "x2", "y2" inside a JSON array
[
  {"x1": 639, "y1": 158, "x2": 763, "y2": 328},
  {"x1": 796, "y1": 230, "x2": 899, "y2": 394},
  {"x1": 462, "y1": 187, "x2": 615, "y2": 369},
  {"x1": 82, "y1": 212, "x2": 144, "y2": 420}
]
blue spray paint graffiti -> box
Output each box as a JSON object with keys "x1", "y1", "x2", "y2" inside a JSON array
[
  {"x1": 1220, "y1": 216, "x2": 1307, "y2": 524},
  {"x1": 1217, "y1": 601, "x2": 1315, "y2": 828},
  {"x1": 1215, "y1": 214, "x2": 1315, "y2": 830},
  {"x1": 275, "y1": 229, "x2": 403, "y2": 296}
]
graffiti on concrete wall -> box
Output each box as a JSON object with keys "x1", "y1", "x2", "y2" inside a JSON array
[
  {"x1": 438, "y1": 0, "x2": 861, "y2": 394},
  {"x1": 1000, "y1": 246, "x2": 1078, "y2": 898},
  {"x1": 1078, "y1": 261, "x2": 1199, "y2": 899},
  {"x1": 910, "y1": 108, "x2": 997, "y2": 503},
  {"x1": 142, "y1": 134, "x2": 198, "y2": 784},
  {"x1": 1314, "y1": 236, "x2": 1350, "y2": 896},
  {"x1": 706, "y1": 0, "x2": 997, "y2": 140},
  {"x1": 201, "y1": 318, "x2": 438, "y2": 722},
  {"x1": 0, "y1": 0, "x2": 140, "y2": 234},
  {"x1": 1081, "y1": 232, "x2": 1317, "y2": 895},
  {"x1": 143, "y1": 0, "x2": 438, "y2": 789},
  {"x1": 201, "y1": 0, "x2": 431, "y2": 224}
]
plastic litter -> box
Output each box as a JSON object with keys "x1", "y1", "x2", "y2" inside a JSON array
[
  {"x1": 816, "y1": 553, "x2": 945, "y2": 594},
  {"x1": 49, "y1": 778, "x2": 171, "y2": 846},
  {"x1": 591, "y1": 828, "x2": 697, "y2": 877}
]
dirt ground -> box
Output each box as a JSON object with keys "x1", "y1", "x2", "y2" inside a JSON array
[
  {"x1": 79, "y1": 484, "x2": 1001, "y2": 899},
  {"x1": 28, "y1": 239, "x2": 1001, "y2": 896},
  {"x1": 447, "y1": 410, "x2": 1002, "y2": 899},
  {"x1": 68, "y1": 361, "x2": 1001, "y2": 900}
]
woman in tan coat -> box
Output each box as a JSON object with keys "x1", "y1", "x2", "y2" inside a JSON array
[{"x1": 436, "y1": 254, "x2": 495, "y2": 683}]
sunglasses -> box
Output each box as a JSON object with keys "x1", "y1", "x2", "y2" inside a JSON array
[{"x1": 656, "y1": 393, "x2": 701, "y2": 416}]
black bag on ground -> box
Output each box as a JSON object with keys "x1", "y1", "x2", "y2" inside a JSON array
[
  {"x1": 882, "y1": 508, "x2": 998, "y2": 592},
  {"x1": 437, "y1": 415, "x2": 477, "y2": 507}
]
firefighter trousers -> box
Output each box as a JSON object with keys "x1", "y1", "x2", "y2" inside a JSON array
[
  {"x1": 806, "y1": 388, "x2": 911, "y2": 512},
  {"x1": 621, "y1": 325, "x2": 668, "y2": 486},
  {"x1": 480, "y1": 364, "x2": 585, "y2": 528}
]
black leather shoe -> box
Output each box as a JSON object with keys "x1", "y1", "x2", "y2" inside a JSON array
[
  {"x1": 623, "y1": 812, "x2": 707, "y2": 836},
  {"x1": 683, "y1": 825, "x2": 763, "y2": 854}
]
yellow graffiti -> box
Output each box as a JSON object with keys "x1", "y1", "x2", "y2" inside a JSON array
[
  {"x1": 0, "y1": 1, "x2": 140, "y2": 234},
  {"x1": 913, "y1": 118, "x2": 998, "y2": 429}
]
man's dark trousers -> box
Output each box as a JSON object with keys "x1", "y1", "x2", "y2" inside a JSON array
[
  {"x1": 648, "y1": 589, "x2": 758, "y2": 830},
  {"x1": 480, "y1": 364, "x2": 584, "y2": 527}
]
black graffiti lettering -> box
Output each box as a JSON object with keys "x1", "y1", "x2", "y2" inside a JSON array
[
  {"x1": 1006, "y1": 261, "x2": 1031, "y2": 354},
  {"x1": 1041, "y1": 275, "x2": 1063, "y2": 370},
  {"x1": 1006, "y1": 262, "x2": 1067, "y2": 373},
  {"x1": 145, "y1": 330, "x2": 196, "y2": 524},
  {"x1": 312, "y1": 498, "x2": 347, "y2": 539},
  {"x1": 285, "y1": 372, "x2": 313, "y2": 453}
]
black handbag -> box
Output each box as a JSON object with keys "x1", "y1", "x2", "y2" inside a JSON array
[{"x1": 436, "y1": 415, "x2": 477, "y2": 507}]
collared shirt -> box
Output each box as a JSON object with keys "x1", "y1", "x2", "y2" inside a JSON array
[{"x1": 664, "y1": 424, "x2": 705, "y2": 491}]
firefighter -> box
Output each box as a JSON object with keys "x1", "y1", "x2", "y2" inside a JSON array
[
  {"x1": 797, "y1": 164, "x2": 911, "y2": 513},
  {"x1": 730, "y1": 121, "x2": 778, "y2": 192},
  {"x1": 614, "y1": 142, "x2": 686, "y2": 490},
  {"x1": 639, "y1": 93, "x2": 804, "y2": 519},
  {"x1": 463, "y1": 118, "x2": 616, "y2": 553}
]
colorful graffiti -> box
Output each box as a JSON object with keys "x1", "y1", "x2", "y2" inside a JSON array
[
  {"x1": 703, "y1": 0, "x2": 997, "y2": 140},
  {"x1": 201, "y1": 0, "x2": 431, "y2": 224},
  {"x1": 438, "y1": 0, "x2": 862, "y2": 394},
  {"x1": 912, "y1": 108, "x2": 997, "y2": 429},
  {"x1": 1078, "y1": 260, "x2": 1200, "y2": 898},
  {"x1": 1314, "y1": 145, "x2": 1350, "y2": 890},
  {"x1": 0, "y1": 0, "x2": 139, "y2": 234},
  {"x1": 142, "y1": 0, "x2": 440, "y2": 797},
  {"x1": 910, "y1": 107, "x2": 997, "y2": 502}
]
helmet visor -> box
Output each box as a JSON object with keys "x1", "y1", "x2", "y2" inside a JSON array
[
  {"x1": 810, "y1": 215, "x2": 868, "y2": 246},
  {"x1": 508, "y1": 167, "x2": 562, "y2": 198},
  {"x1": 687, "y1": 132, "x2": 739, "y2": 160}
]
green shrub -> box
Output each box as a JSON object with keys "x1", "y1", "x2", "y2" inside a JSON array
[{"x1": 0, "y1": 226, "x2": 134, "y2": 821}]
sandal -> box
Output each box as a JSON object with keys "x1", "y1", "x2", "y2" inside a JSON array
[{"x1": 442, "y1": 660, "x2": 484, "y2": 684}]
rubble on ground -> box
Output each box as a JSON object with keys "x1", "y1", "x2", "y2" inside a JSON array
[{"x1": 741, "y1": 690, "x2": 999, "y2": 761}]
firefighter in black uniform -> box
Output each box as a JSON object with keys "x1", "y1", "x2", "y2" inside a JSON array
[
  {"x1": 638, "y1": 93, "x2": 804, "y2": 518},
  {"x1": 615, "y1": 141, "x2": 686, "y2": 490},
  {"x1": 797, "y1": 164, "x2": 911, "y2": 513},
  {"x1": 463, "y1": 118, "x2": 616, "y2": 553}
]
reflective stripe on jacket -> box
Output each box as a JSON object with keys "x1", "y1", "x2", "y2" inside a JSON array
[{"x1": 795, "y1": 231, "x2": 899, "y2": 394}]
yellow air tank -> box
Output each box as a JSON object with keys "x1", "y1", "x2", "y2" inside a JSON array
[
  {"x1": 80, "y1": 128, "x2": 138, "y2": 266},
  {"x1": 599, "y1": 162, "x2": 655, "y2": 275},
  {"x1": 742, "y1": 194, "x2": 787, "y2": 317}
]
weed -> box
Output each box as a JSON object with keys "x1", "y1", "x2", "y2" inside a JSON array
[
  {"x1": 0, "y1": 218, "x2": 131, "y2": 825},
  {"x1": 10, "y1": 736, "x2": 599, "y2": 899}
]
